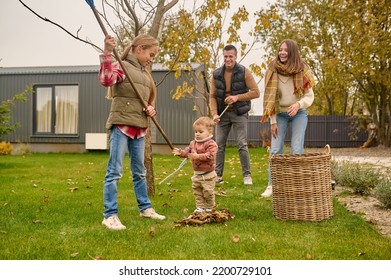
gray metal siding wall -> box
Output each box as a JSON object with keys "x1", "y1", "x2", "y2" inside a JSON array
[
  {"x1": 153, "y1": 71, "x2": 204, "y2": 145},
  {"x1": 1, "y1": 71, "x2": 109, "y2": 144},
  {"x1": 227, "y1": 115, "x2": 368, "y2": 148},
  {"x1": 80, "y1": 73, "x2": 111, "y2": 136}
]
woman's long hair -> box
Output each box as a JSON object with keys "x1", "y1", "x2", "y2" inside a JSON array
[{"x1": 271, "y1": 39, "x2": 305, "y2": 74}]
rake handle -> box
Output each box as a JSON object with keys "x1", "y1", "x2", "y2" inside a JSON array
[{"x1": 91, "y1": 8, "x2": 174, "y2": 150}]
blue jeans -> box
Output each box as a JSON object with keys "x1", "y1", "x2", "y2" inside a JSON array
[
  {"x1": 103, "y1": 126, "x2": 151, "y2": 218},
  {"x1": 268, "y1": 109, "x2": 308, "y2": 185},
  {"x1": 215, "y1": 110, "x2": 251, "y2": 177}
]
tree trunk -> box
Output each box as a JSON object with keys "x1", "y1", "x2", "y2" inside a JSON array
[
  {"x1": 378, "y1": 89, "x2": 391, "y2": 147},
  {"x1": 145, "y1": 120, "x2": 155, "y2": 196}
]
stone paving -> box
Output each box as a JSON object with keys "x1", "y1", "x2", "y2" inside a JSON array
[
  {"x1": 332, "y1": 155, "x2": 391, "y2": 178},
  {"x1": 332, "y1": 155, "x2": 391, "y2": 168}
]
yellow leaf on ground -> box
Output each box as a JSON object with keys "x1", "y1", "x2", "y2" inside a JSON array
[{"x1": 232, "y1": 235, "x2": 240, "y2": 243}]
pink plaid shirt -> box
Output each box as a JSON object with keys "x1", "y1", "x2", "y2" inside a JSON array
[{"x1": 99, "y1": 54, "x2": 147, "y2": 139}]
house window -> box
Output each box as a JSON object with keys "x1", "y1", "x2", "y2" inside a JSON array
[{"x1": 34, "y1": 85, "x2": 79, "y2": 135}]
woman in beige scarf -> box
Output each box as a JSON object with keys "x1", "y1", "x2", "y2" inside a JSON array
[{"x1": 261, "y1": 39, "x2": 316, "y2": 198}]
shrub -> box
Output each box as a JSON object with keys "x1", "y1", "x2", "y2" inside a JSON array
[
  {"x1": 375, "y1": 179, "x2": 391, "y2": 209},
  {"x1": 14, "y1": 143, "x2": 32, "y2": 155},
  {"x1": 331, "y1": 160, "x2": 382, "y2": 195},
  {"x1": 0, "y1": 141, "x2": 13, "y2": 155},
  {"x1": 0, "y1": 87, "x2": 31, "y2": 139},
  {"x1": 330, "y1": 160, "x2": 343, "y2": 182}
]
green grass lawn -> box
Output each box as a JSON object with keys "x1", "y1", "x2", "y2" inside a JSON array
[{"x1": 0, "y1": 147, "x2": 390, "y2": 260}]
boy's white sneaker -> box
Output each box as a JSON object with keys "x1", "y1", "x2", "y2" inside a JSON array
[
  {"x1": 261, "y1": 185, "x2": 273, "y2": 198},
  {"x1": 140, "y1": 208, "x2": 166, "y2": 220},
  {"x1": 194, "y1": 207, "x2": 205, "y2": 213},
  {"x1": 102, "y1": 215, "x2": 126, "y2": 230}
]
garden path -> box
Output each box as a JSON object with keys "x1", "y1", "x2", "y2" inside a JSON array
[{"x1": 307, "y1": 146, "x2": 391, "y2": 238}]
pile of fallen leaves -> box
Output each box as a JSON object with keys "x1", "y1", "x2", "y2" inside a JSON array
[{"x1": 174, "y1": 209, "x2": 234, "y2": 227}]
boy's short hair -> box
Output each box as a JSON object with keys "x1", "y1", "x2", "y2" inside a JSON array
[{"x1": 193, "y1": 116, "x2": 215, "y2": 134}]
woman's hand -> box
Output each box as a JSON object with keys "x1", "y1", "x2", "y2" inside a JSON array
[
  {"x1": 271, "y1": 123, "x2": 278, "y2": 138},
  {"x1": 288, "y1": 102, "x2": 300, "y2": 116}
]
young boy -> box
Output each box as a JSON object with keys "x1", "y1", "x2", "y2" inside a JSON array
[{"x1": 173, "y1": 117, "x2": 218, "y2": 213}]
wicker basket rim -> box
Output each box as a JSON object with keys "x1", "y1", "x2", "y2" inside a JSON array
[{"x1": 270, "y1": 144, "x2": 331, "y2": 159}]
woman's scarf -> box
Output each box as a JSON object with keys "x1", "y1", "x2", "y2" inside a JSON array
[{"x1": 261, "y1": 60, "x2": 316, "y2": 123}]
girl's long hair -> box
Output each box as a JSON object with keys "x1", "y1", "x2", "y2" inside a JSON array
[{"x1": 106, "y1": 34, "x2": 159, "y2": 99}]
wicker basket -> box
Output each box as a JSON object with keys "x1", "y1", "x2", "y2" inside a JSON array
[{"x1": 270, "y1": 145, "x2": 333, "y2": 221}]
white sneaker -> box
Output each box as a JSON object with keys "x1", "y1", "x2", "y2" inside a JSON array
[
  {"x1": 188, "y1": 208, "x2": 205, "y2": 218},
  {"x1": 102, "y1": 215, "x2": 126, "y2": 230},
  {"x1": 243, "y1": 175, "x2": 253, "y2": 185},
  {"x1": 140, "y1": 208, "x2": 166, "y2": 220},
  {"x1": 261, "y1": 185, "x2": 272, "y2": 198},
  {"x1": 194, "y1": 207, "x2": 205, "y2": 213},
  {"x1": 216, "y1": 176, "x2": 224, "y2": 184}
]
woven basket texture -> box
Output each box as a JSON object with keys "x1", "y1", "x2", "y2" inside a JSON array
[{"x1": 270, "y1": 146, "x2": 333, "y2": 221}]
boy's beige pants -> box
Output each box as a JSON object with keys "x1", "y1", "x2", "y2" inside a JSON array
[{"x1": 191, "y1": 171, "x2": 216, "y2": 209}]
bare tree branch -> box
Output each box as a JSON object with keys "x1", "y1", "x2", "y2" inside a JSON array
[
  {"x1": 163, "y1": 0, "x2": 180, "y2": 13},
  {"x1": 121, "y1": 0, "x2": 141, "y2": 34},
  {"x1": 149, "y1": 0, "x2": 179, "y2": 38},
  {"x1": 100, "y1": 1, "x2": 126, "y2": 46},
  {"x1": 19, "y1": 0, "x2": 103, "y2": 53}
]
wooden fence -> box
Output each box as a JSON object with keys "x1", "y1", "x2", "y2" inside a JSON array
[{"x1": 227, "y1": 115, "x2": 368, "y2": 148}]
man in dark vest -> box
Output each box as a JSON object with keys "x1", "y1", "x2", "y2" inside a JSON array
[{"x1": 209, "y1": 45, "x2": 260, "y2": 185}]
